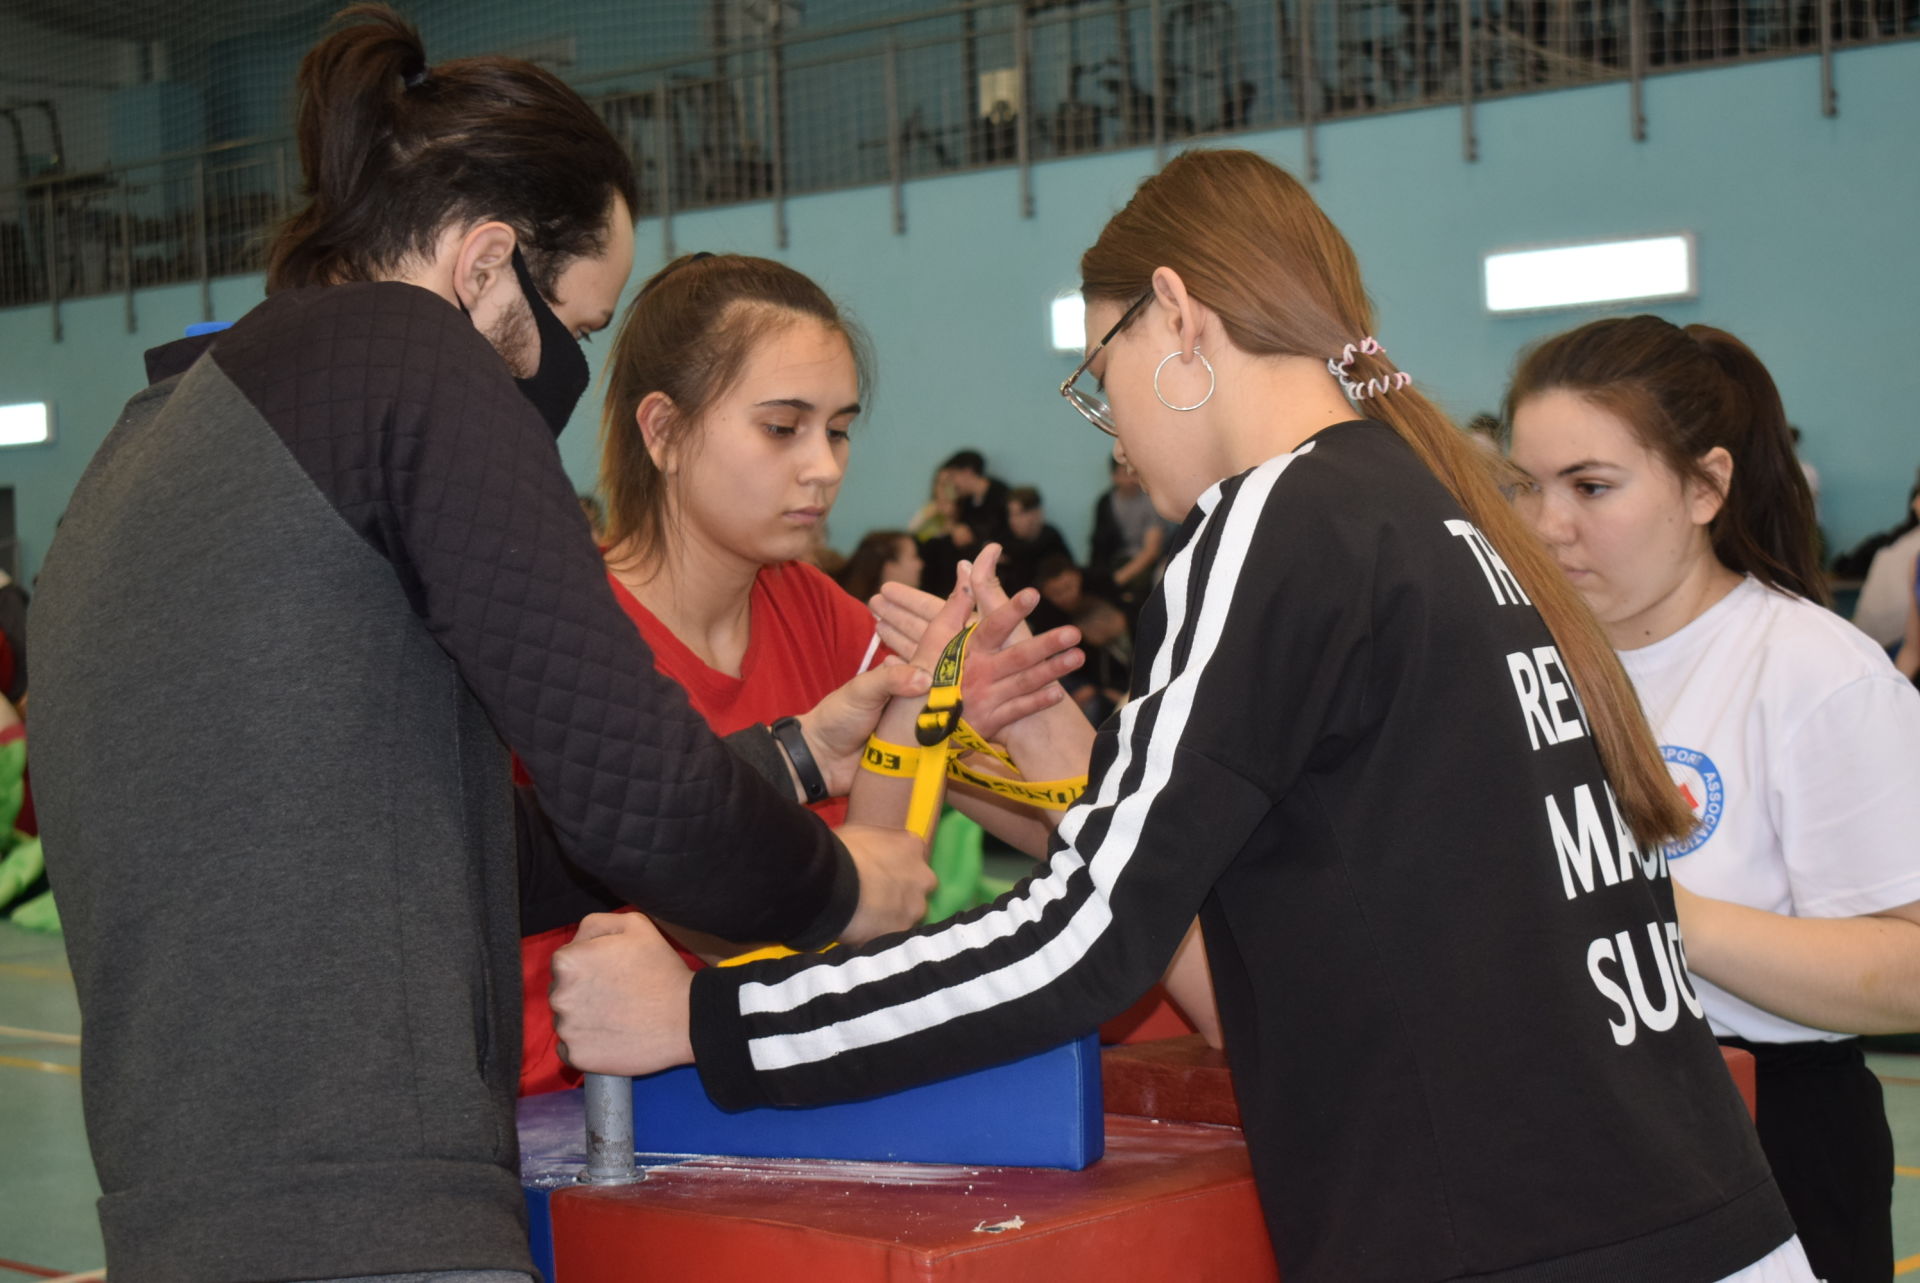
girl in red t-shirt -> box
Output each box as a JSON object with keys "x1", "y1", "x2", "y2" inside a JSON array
[{"x1": 519, "y1": 254, "x2": 1084, "y2": 1093}]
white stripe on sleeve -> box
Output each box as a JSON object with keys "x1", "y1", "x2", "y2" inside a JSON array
[{"x1": 741, "y1": 446, "x2": 1311, "y2": 1071}]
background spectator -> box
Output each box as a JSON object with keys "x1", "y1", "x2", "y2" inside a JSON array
[
  {"x1": 1831, "y1": 467, "x2": 1920, "y2": 580},
  {"x1": 837, "y1": 529, "x2": 923, "y2": 604},
  {"x1": 1848, "y1": 468, "x2": 1920, "y2": 648},
  {"x1": 1000, "y1": 486, "x2": 1072, "y2": 592},
  {"x1": 1088, "y1": 457, "x2": 1171, "y2": 624},
  {"x1": 917, "y1": 451, "x2": 1007, "y2": 596},
  {"x1": 941, "y1": 449, "x2": 1011, "y2": 553}
]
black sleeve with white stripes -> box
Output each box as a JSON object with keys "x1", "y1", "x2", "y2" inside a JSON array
[{"x1": 690, "y1": 445, "x2": 1374, "y2": 1109}]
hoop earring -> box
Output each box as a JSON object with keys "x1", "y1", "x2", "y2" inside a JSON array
[{"x1": 1154, "y1": 349, "x2": 1216, "y2": 412}]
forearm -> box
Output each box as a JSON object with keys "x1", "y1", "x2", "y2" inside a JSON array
[
  {"x1": 996, "y1": 695, "x2": 1096, "y2": 787},
  {"x1": 690, "y1": 740, "x2": 1276, "y2": 1113},
  {"x1": 949, "y1": 780, "x2": 1054, "y2": 858},
  {"x1": 1160, "y1": 919, "x2": 1224, "y2": 1050},
  {"x1": 844, "y1": 692, "x2": 925, "y2": 830},
  {"x1": 1678, "y1": 890, "x2": 1920, "y2": 1034},
  {"x1": 944, "y1": 700, "x2": 1097, "y2": 854}
]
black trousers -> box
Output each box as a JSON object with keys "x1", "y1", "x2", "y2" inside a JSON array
[{"x1": 1720, "y1": 1037, "x2": 1894, "y2": 1283}]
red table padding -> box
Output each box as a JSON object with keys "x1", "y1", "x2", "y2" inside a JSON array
[
  {"x1": 550, "y1": 1115, "x2": 1277, "y2": 1283},
  {"x1": 1104, "y1": 1034, "x2": 1242, "y2": 1127},
  {"x1": 1099, "y1": 984, "x2": 1198, "y2": 1044},
  {"x1": 1103, "y1": 1037, "x2": 1756, "y2": 1129},
  {"x1": 1720, "y1": 1045, "x2": 1756, "y2": 1120}
]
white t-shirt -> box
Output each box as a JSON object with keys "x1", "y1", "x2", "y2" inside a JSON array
[
  {"x1": 1619, "y1": 575, "x2": 1920, "y2": 1043},
  {"x1": 1851, "y1": 524, "x2": 1920, "y2": 648}
]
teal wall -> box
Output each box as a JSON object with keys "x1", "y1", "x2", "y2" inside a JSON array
[{"x1": 4, "y1": 42, "x2": 1916, "y2": 590}]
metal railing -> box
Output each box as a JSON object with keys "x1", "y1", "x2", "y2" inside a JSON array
[
  {"x1": 0, "y1": 137, "x2": 289, "y2": 339},
  {"x1": 2, "y1": 0, "x2": 1911, "y2": 333}
]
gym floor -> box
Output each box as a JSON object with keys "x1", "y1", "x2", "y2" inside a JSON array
[{"x1": 2, "y1": 917, "x2": 1917, "y2": 1280}]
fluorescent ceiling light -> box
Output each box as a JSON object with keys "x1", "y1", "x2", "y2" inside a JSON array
[
  {"x1": 1051, "y1": 292, "x2": 1086, "y2": 353},
  {"x1": 0, "y1": 402, "x2": 50, "y2": 447},
  {"x1": 1484, "y1": 234, "x2": 1695, "y2": 314}
]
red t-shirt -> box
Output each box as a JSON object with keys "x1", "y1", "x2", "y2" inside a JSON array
[{"x1": 520, "y1": 560, "x2": 884, "y2": 1094}]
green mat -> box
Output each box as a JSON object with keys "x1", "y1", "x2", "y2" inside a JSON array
[{"x1": 924, "y1": 810, "x2": 1015, "y2": 925}]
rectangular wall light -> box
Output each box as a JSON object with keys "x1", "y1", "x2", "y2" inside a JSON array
[
  {"x1": 0, "y1": 402, "x2": 51, "y2": 448},
  {"x1": 1051, "y1": 292, "x2": 1086, "y2": 353},
  {"x1": 1483, "y1": 234, "x2": 1695, "y2": 315}
]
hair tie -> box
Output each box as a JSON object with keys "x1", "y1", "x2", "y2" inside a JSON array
[
  {"x1": 640, "y1": 250, "x2": 716, "y2": 295},
  {"x1": 1326, "y1": 336, "x2": 1413, "y2": 401}
]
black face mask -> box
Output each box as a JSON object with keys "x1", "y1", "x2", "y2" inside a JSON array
[{"x1": 507, "y1": 245, "x2": 590, "y2": 438}]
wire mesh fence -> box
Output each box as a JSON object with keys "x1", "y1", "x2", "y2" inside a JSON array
[{"x1": 1, "y1": 0, "x2": 1913, "y2": 321}]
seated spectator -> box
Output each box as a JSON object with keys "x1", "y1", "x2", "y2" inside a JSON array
[
  {"x1": 837, "y1": 529, "x2": 923, "y2": 603},
  {"x1": 918, "y1": 451, "x2": 1011, "y2": 597},
  {"x1": 1068, "y1": 596, "x2": 1132, "y2": 725},
  {"x1": 1000, "y1": 486, "x2": 1073, "y2": 592},
  {"x1": 1851, "y1": 468, "x2": 1920, "y2": 648},
  {"x1": 908, "y1": 466, "x2": 958, "y2": 542},
  {"x1": 1832, "y1": 467, "x2": 1919, "y2": 579},
  {"x1": 941, "y1": 450, "x2": 1011, "y2": 552},
  {"x1": 1088, "y1": 457, "x2": 1170, "y2": 623},
  {"x1": 1030, "y1": 553, "x2": 1085, "y2": 635}
]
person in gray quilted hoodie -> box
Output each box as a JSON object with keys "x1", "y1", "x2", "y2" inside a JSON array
[{"x1": 27, "y1": 7, "x2": 940, "y2": 1282}]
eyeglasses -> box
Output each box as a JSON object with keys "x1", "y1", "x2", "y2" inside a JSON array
[{"x1": 1059, "y1": 291, "x2": 1153, "y2": 437}]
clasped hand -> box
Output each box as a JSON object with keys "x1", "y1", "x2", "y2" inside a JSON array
[{"x1": 790, "y1": 542, "x2": 1083, "y2": 789}]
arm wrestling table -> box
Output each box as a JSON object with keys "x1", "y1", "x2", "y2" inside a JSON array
[{"x1": 519, "y1": 1035, "x2": 1758, "y2": 1282}]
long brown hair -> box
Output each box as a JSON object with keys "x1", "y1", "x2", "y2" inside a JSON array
[
  {"x1": 599, "y1": 252, "x2": 872, "y2": 567},
  {"x1": 836, "y1": 530, "x2": 914, "y2": 603},
  {"x1": 1080, "y1": 148, "x2": 1691, "y2": 847},
  {"x1": 268, "y1": 4, "x2": 637, "y2": 296},
  {"x1": 1504, "y1": 315, "x2": 1826, "y2": 605}
]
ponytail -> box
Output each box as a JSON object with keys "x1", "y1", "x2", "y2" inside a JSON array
[
  {"x1": 1367, "y1": 384, "x2": 1696, "y2": 847},
  {"x1": 1685, "y1": 326, "x2": 1826, "y2": 604},
  {"x1": 1081, "y1": 149, "x2": 1693, "y2": 848},
  {"x1": 267, "y1": 4, "x2": 637, "y2": 295},
  {"x1": 301, "y1": 6, "x2": 420, "y2": 218}
]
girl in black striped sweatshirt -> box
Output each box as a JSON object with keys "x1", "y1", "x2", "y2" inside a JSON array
[{"x1": 552, "y1": 149, "x2": 1812, "y2": 1283}]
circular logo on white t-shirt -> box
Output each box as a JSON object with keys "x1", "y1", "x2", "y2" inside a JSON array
[{"x1": 1661, "y1": 744, "x2": 1724, "y2": 857}]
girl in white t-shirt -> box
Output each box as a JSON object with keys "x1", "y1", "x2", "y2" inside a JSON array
[{"x1": 1506, "y1": 315, "x2": 1920, "y2": 1283}]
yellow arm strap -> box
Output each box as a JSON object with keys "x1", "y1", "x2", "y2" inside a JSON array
[{"x1": 724, "y1": 623, "x2": 975, "y2": 969}]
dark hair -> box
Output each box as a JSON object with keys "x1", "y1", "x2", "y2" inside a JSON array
[
  {"x1": 268, "y1": 4, "x2": 639, "y2": 296},
  {"x1": 1080, "y1": 148, "x2": 1692, "y2": 849},
  {"x1": 837, "y1": 530, "x2": 914, "y2": 602},
  {"x1": 1009, "y1": 486, "x2": 1043, "y2": 511},
  {"x1": 600, "y1": 252, "x2": 872, "y2": 567},
  {"x1": 1034, "y1": 554, "x2": 1079, "y2": 584},
  {"x1": 942, "y1": 450, "x2": 986, "y2": 476},
  {"x1": 1504, "y1": 315, "x2": 1826, "y2": 606},
  {"x1": 1893, "y1": 467, "x2": 1920, "y2": 537},
  {"x1": 1071, "y1": 596, "x2": 1123, "y2": 626}
]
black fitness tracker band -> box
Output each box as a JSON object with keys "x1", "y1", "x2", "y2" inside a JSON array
[{"x1": 770, "y1": 716, "x2": 828, "y2": 804}]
